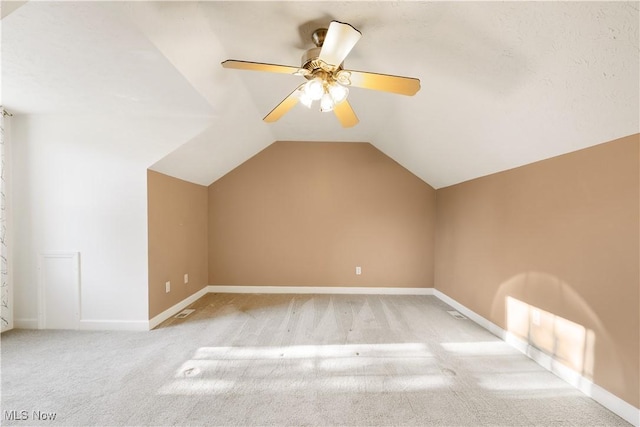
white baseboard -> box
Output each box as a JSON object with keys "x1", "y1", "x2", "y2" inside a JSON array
[
  {"x1": 588, "y1": 382, "x2": 640, "y2": 427},
  {"x1": 79, "y1": 319, "x2": 149, "y2": 332},
  {"x1": 433, "y1": 289, "x2": 506, "y2": 339},
  {"x1": 13, "y1": 318, "x2": 38, "y2": 329},
  {"x1": 13, "y1": 317, "x2": 148, "y2": 332},
  {"x1": 149, "y1": 286, "x2": 210, "y2": 330},
  {"x1": 207, "y1": 285, "x2": 434, "y2": 295},
  {"x1": 433, "y1": 289, "x2": 639, "y2": 427}
]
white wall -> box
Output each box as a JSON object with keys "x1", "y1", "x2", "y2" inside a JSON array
[{"x1": 12, "y1": 113, "x2": 212, "y2": 330}]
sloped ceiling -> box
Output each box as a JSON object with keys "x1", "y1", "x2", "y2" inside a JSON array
[{"x1": 2, "y1": 1, "x2": 638, "y2": 188}]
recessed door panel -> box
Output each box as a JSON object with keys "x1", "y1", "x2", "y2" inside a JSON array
[{"x1": 39, "y1": 252, "x2": 79, "y2": 330}]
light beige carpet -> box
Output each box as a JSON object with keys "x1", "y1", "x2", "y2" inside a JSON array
[{"x1": 1, "y1": 294, "x2": 630, "y2": 426}]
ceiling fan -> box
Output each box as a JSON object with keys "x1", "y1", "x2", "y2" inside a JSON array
[{"x1": 222, "y1": 21, "x2": 421, "y2": 128}]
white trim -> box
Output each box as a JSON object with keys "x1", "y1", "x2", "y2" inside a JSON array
[
  {"x1": 79, "y1": 319, "x2": 149, "y2": 332},
  {"x1": 589, "y1": 383, "x2": 640, "y2": 427},
  {"x1": 503, "y1": 331, "x2": 640, "y2": 426},
  {"x1": 207, "y1": 285, "x2": 434, "y2": 295},
  {"x1": 149, "y1": 286, "x2": 209, "y2": 330},
  {"x1": 433, "y1": 289, "x2": 506, "y2": 339},
  {"x1": 432, "y1": 289, "x2": 640, "y2": 427},
  {"x1": 13, "y1": 318, "x2": 38, "y2": 329}
]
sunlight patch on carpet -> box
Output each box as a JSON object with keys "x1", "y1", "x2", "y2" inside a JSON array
[{"x1": 159, "y1": 343, "x2": 449, "y2": 395}]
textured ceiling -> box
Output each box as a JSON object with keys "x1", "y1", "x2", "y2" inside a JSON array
[{"x1": 3, "y1": 1, "x2": 638, "y2": 188}]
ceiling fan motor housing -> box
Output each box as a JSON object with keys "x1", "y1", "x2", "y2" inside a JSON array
[
  {"x1": 301, "y1": 28, "x2": 343, "y2": 80},
  {"x1": 301, "y1": 47, "x2": 323, "y2": 71}
]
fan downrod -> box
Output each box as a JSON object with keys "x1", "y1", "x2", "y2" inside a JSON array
[{"x1": 312, "y1": 28, "x2": 327, "y2": 47}]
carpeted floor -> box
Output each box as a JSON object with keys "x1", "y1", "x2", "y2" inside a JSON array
[{"x1": 1, "y1": 294, "x2": 630, "y2": 426}]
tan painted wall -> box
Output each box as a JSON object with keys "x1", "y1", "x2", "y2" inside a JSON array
[
  {"x1": 208, "y1": 141, "x2": 436, "y2": 288},
  {"x1": 147, "y1": 170, "x2": 209, "y2": 318},
  {"x1": 434, "y1": 134, "x2": 640, "y2": 407}
]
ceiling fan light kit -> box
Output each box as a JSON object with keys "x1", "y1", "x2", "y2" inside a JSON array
[
  {"x1": 298, "y1": 74, "x2": 349, "y2": 112},
  {"x1": 222, "y1": 21, "x2": 420, "y2": 128}
]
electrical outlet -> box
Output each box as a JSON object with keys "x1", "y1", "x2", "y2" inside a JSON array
[
  {"x1": 165, "y1": 281, "x2": 171, "y2": 293},
  {"x1": 184, "y1": 273, "x2": 189, "y2": 284},
  {"x1": 355, "y1": 266, "x2": 362, "y2": 275}
]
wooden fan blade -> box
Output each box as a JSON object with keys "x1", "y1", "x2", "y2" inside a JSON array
[
  {"x1": 263, "y1": 84, "x2": 304, "y2": 123},
  {"x1": 318, "y1": 21, "x2": 362, "y2": 68},
  {"x1": 333, "y1": 100, "x2": 359, "y2": 128},
  {"x1": 347, "y1": 70, "x2": 421, "y2": 96},
  {"x1": 222, "y1": 60, "x2": 300, "y2": 75}
]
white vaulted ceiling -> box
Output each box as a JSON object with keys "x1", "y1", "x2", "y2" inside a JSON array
[{"x1": 3, "y1": 1, "x2": 638, "y2": 188}]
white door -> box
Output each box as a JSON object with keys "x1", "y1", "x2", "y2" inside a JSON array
[{"x1": 39, "y1": 252, "x2": 80, "y2": 329}]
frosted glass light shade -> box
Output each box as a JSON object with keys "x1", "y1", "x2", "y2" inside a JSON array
[
  {"x1": 304, "y1": 78, "x2": 324, "y2": 101},
  {"x1": 329, "y1": 83, "x2": 349, "y2": 104},
  {"x1": 299, "y1": 91, "x2": 313, "y2": 108},
  {"x1": 320, "y1": 92, "x2": 335, "y2": 112}
]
